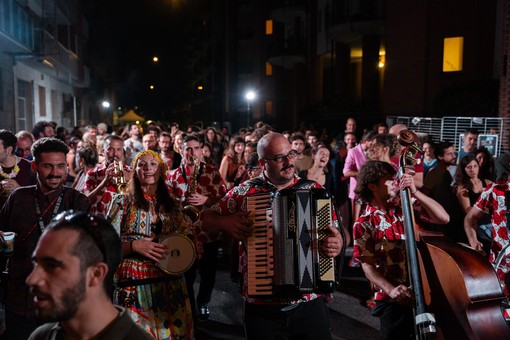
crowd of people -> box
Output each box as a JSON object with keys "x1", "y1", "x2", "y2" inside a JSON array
[{"x1": 0, "y1": 117, "x2": 508, "y2": 339}]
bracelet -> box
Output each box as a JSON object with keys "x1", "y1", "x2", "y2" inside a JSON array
[
  {"x1": 130, "y1": 240, "x2": 134, "y2": 253},
  {"x1": 411, "y1": 189, "x2": 417, "y2": 195}
]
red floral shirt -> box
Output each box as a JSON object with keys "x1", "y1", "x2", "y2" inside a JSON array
[
  {"x1": 473, "y1": 180, "x2": 510, "y2": 295},
  {"x1": 209, "y1": 174, "x2": 340, "y2": 305},
  {"x1": 84, "y1": 162, "x2": 131, "y2": 217},
  {"x1": 166, "y1": 162, "x2": 226, "y2": 243},
  {"x1": 352, "y1": 199, "x2": 428, "y2": 301}
]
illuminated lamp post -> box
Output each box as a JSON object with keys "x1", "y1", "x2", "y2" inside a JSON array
[{"x1": 245, "y1": 90, "x2": 256, "y2": 128}]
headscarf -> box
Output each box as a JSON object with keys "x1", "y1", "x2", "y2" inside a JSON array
[{"x1": 131, "y1": 150, "x2": 167, "y2": 179}]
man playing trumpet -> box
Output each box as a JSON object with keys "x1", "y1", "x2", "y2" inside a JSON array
[{"x1": 85, "y1": 135, "x2": 131, "y2": 217}]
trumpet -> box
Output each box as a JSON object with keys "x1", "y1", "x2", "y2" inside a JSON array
[
  {"x1": 113, "y1": 159, "x2": 128, "y2": 193},
  {"x1": 183, "y1": 157, "x2": 201, "y2": 223}
]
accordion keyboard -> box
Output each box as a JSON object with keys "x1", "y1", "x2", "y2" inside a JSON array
[
  {"x1": 316, "y1": 198, "x2": 335, "y2": 282},
  {"x1": 246, "y1": 192, "x2": 273, "y2": 296}
]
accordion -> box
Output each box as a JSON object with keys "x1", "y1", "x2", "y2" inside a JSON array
[{"x1": 245, "y1": 188, "x2": 336, "y2": 297}]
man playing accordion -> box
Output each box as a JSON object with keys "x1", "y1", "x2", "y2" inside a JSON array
[{"x1": 202, "y1": 132, "x2": 344, "y2": 340}]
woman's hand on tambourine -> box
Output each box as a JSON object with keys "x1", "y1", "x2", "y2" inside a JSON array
[{"x1": 132, "y1": 236, "x2": 169, "y2": 262}]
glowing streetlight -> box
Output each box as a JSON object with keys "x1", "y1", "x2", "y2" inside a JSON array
[
  {"x1": 102, "y1": 100, "x2": 111, "y2": 109},
  {"x1": 245, "y1": 90, "x2": 256, "y2": 127},
  {"x1": 153, "y1": 56, "x2": 159, "y2": 63}
]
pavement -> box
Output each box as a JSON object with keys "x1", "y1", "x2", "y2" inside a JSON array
[{"x1": 194, "y1": 247, "x2": 380, "y2": 340}]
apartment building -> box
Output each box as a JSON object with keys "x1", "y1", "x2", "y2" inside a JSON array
[{"x1": 0, "y1": 0, "x2": 90, "y2": 132}]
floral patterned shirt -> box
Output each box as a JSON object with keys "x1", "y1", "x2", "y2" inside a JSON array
[
  {"x1": 352, "y1": 198, "x2": 428, "y2": 301},
  {"x1": 209, "y1": 174, "x2": 340, "y2": 305},
  {"x1": 166, "y1": 162, "x2": 226, "y2": 243},
  {"x1": 84, "y1": 162, "x2": 131, "y2": 217},
  {"x1": 473, "y1": 180, "x2": 510, "y2": 295}
]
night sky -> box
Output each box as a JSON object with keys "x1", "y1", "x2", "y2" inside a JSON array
[{"x1": 83, "y1": 0, "x2": 210, "y2": 122}]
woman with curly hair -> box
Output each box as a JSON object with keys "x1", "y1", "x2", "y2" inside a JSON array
[
  {"x1": 107, "y1": 150, "x2": 195, "y2": 339},
  {"x1": 366, "y1": 134, "x2": 399, "y2": 166}
]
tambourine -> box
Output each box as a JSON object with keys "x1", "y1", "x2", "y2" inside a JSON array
[{"x1": 157, "y1": 234, "x2": 197, "y2": 275}]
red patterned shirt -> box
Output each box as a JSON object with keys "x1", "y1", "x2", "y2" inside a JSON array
[
  {"x1": 352, "y1": 199, "x2": 428, "y2": 301},
  {"x1": 209, "y1": 174, "x2": 340, "y2": 305},
  {"x1": 473, "y1": 180, "x2": 510, "y2": 296},
  {"x1": 167, "y1": 162, "x2": 226, "y2": 243},
  {"x1": 84, "y1": 162, "x2": 131, "y2": 217}
]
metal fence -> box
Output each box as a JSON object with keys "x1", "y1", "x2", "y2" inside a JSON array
[{"x1": 386, "y1": 116, "x2": 510, "y2": 157}]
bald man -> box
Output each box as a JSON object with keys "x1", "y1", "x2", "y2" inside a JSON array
[{"x1": 202, "y1": 132, "x2": 344, "y2": 340}]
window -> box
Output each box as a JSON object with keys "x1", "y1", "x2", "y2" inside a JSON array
[
  {"x1": 265, "y1": 100, "x2": 273, "y2": 116},
  {"x1": 443, "y1": 37, "x2": 464, "y2": 72},
  {"x1": 265, "y1": 61, "x2": 272, "y2": 76},
  {"x1": 265, "y1": 20, "x2": 273, "y2": 35},
  {"x1": 17, "y1": 80, "x2": 29, "y2": 130},
  {"x1": 39, "y1": 86, "x2": 46, "y2": 117},
  {"x1": 0, "y1": 69, "x2": 3, "y2": 110}
]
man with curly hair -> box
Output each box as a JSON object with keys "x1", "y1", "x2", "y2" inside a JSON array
[{"x1": 352, "y1": 160, "x2": 448, "y2": 339}]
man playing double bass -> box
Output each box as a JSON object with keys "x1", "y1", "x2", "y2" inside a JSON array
[{"x1": 352, "y1": 160, "x2": 449, "y2": 339}]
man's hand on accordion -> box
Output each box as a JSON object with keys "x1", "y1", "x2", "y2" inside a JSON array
[
  {"x1": 224, "y1": 210, "x2": 254, "y2": 241},
  {"x1": 321, "y1": 225, "x2": 343, "y2": 257}
]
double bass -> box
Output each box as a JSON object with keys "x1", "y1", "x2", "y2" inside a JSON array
[{"x1": 397, "y1": 130, "x2": 510, "y2": 339}]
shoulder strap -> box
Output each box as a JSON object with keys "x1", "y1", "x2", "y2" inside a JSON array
[{"x1": 293, "y1": 178, "x2": 315, "y2": 189}]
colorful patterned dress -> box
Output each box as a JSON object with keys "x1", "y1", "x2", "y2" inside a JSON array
[{"x1": 107, "y1": 194, "x2": 194, "y2": 340}]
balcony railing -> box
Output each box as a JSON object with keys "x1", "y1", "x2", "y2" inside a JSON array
[{"x1": 0, "y1": 0, "x2": 34, "y2": 50}]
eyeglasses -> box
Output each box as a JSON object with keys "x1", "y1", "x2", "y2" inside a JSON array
[
  {"x1": 53, "y1": 211, "x2": 107, "y2": 262},
  {"x1": 263, "y1": 150, "x2": 298, "y2": 163},
  {"x1": 16, "y1": 147, "x2": 31, "y2": 154}
]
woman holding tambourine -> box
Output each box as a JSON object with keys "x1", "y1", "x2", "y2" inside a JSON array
[{"x1": 107, "y1": 150, "x2": 196, "y2": 340}]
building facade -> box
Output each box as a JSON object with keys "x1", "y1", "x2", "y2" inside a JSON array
[
  {"x1": 214, "y1": 0, "x2": 502, "y2": 132},
  {"x1": 0, "y1": 0, "x2": 90, "y2": 132}
]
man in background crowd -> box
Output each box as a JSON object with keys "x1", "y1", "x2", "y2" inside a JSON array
[
  {"x1": 290, "y1": 133, "x2": 313, "y2": 172},
  {"x1": 158, "y1": 131, "x2": 181, "y2": 171},
  {"x1": 31, "y1": 121, "x2": 56, "y2": 140},
  {"x1": 15, "y1": 131, "x2": 35, "y2": 160}
]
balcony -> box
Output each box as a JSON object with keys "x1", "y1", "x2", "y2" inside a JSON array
[
  {"x1": 325, "y1": 0, "x2": 385, "y2": 43},
  {"x1": 267, "y1": 9, "x2": 307, "y2": 69}
]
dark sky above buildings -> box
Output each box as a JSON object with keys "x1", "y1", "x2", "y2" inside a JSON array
[{"x1": 83, "y1": 0, "x2": 208, "y2": 120}]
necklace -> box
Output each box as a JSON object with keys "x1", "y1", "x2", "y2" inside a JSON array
[{"x1": 0, "y1": 156, "x2": 20, "y2": 179}]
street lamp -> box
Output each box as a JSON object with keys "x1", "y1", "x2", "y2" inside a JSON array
[
  {"x1": 245, "y1": 90, "x2": 256, "y2": 127},
  {"x1": 102, "y1": 100, "x2": 111, "y2": 109}
]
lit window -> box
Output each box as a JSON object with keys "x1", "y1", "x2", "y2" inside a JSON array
[
  {"x1": 266, "y1": 20, "x2": 273, "y2": 35},
  {"x1": 265, "y1": 100, "x2": 273, "y2": 116},
  {"x1": 443, "y1": 37, "x2": 464, "y2": 72},
  {"x1": 265, "y1": 61, "x2": 272, "y2": 76}
]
